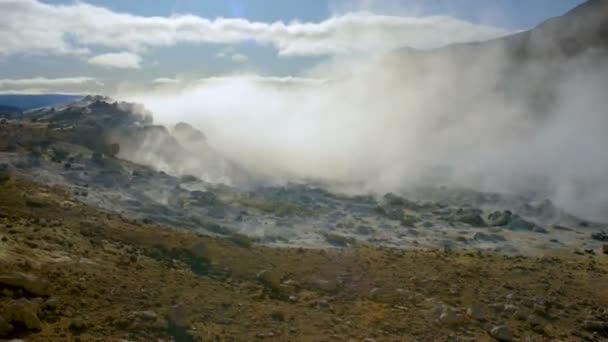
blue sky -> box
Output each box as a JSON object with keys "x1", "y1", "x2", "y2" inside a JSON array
[
  {"x1": 39, "y1": 0, "x2": 585, "y2": 29},
  {"x1": 0, "y1": 0, "x2": 586, "y2": 94}
]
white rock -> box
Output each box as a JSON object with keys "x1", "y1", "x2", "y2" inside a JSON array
[{"x1": 490, "y1": 326, "x2": 513, "y2": 341}]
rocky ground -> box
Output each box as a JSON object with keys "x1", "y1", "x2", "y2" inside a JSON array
[
  {"x1": 0, "y1": 97, "x2": 608, "y2": 341},
  {"x1": 0, "y1": 110, "x2": 606, "y2": 258},
  {"x1": 0, "y1": 176, "x2": 607, "y2": 341}
]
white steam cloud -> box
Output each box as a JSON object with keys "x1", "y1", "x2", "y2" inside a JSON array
[{"x1": 122, "y1": 39, "x2": 608, "y2": 221}]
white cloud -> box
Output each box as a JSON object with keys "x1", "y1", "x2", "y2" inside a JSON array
[
  {"x1": 88, "y1": 52, "x2": 142, "y2": 69},
  {"x1": 153, "y1": 77, "x2": 180, "y2": 84},
  {"x1": 0, "y1": 77, "x2": 101, "y2": 88},
  {"x1": 0, "y1": 0, "x2": 510, "y2": 57},
  {"x1": 197, "y1": 75, "x2": 328, "y2": 86},
  {"x1": 230, "y1": 53, "x2": 249, "y2": 63},
  {"x1": 0, "y1": 89, "x2": 91, "y2": 95},
  {"x1": 0, "y1": 88, "x2": 51, "y2": 95}
]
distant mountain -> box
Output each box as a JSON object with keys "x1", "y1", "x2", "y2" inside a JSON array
[
  {"x1": 0, "y1": 94, "x2": 82, "y2": 111},
  {"x1": 493, "y1": 0, "x2": 608, "y2": 60},
  {"x1": 393, "y1": 0, "x2": 608, "y2": 60},
  {"x1": 0, "y1": 104, "x2": 22, "y2": 115}
]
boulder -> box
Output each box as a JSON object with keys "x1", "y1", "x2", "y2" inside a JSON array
[
  {"x1": 0, "y1": 273, "x2": 50, "y2": 296},
  {"x1": 591, "y1": 231, "x2": 608, "y2": 241},
  {"x1": 455, "y1": 213, "x2": 486, "y2": 227},
  {"x1": 508, "y1": 216, "x2": 536, "y2": 231},
  {"x1": 3, "y1": 299, "x2": 42, "y2": 331},
  {"x1": 487, "y1": 211, "x2": 512, "y2": 226},
  {"x1": 489, "y1": 326, "x2": 513, "y2": 341}
]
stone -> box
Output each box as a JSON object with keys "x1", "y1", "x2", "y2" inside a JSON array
[
  {"x1": 4, "y1": 299, "x2": 42, "y2": 331},
  {"x1": 0, "y1": 273, "x2": 50, "y2": 296},
  {"x1": 0, "y1": 315, "x2": 14, "y2": 337},
  {"x1": 43, "y1": 297, "x2": 59, "y2": 311},
  {"x1": 582, "y1": 320, "x2": 608, "y2": 332},
  {"x1": 527, "y1": 314, "x2": 546, "y2": 327},
  {"x1": 167, "y1": 304, "x2": 191, "y2": 330},
  {"x1": 502, "y1": 304, "x2": 518, "y2": 315},
  {"x1": 139, "y1": 310, "x2": 158, "y2": 321},
  {"x1": 513, "y1": 308, "x2": 530, "y2": 321},
  {"x1": 455, "y1": 213, "x2": 486, "y2": 227},
  {"x1": 466, "y1": 305, "x2": 485, "y2": 320},
  {"x1": 590, "y1": 231, "x2": 608, "y2": 241},
  {"x1": 356, "y1": 225, "x2": 374, "y2": 235},
  {"x1": 489, "y1": 326, "x2": 513, "y2": 341},
  {"x1": 69, "y1": 317, "x2": 86, "y2": 331},
  {"x1": 167, "y1": 305, "x2": 193, "y2": 341},
  {"x1": 473, "y1": 233, "x2": 506, "y2": 243},
  {"x1": 487, "y1": 211, "x2": 512, "y2": 226},
  {"x1": 438, "y1": 307, "x2": 464, "y2": 325},
  {"x1": 508, "y1": 216, "x2": 535, "y2": 231}
]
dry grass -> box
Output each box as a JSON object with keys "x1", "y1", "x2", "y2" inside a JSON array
[{"x1": 0, "y1": 176, "x2": 606, "y2": 341}]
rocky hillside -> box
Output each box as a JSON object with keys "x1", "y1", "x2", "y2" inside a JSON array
[
  {"x1": 0, "y1": 92, "x2": 607, "y2": 341},
  {"x1": 0, "y1": 176, "x2": 607, "y2": 341},
  {"x1": 0, "y1": 2, "x2": 607, "y2": 340},
  {"x1": 1, "y1": 95, "x2": 607, "y2": 255}
]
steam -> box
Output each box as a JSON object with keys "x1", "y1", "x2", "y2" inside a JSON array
[{"x1": 122, "y1": 43, "x2": 608, "y2": 221}]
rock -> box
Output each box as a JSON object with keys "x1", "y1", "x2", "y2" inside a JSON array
[
  {"x1": 466, "y1": 305, "x2": 485, "y2": 320},
  {"x1": 513, "y1": 308, "x2": 530, "y2": 321},
  {"x1": 473, "y1": 233, "x2": 506, "y2": 242},
  {"x1": 509, "y1": 216, "x2": 536, "y2": 231},
  {"x1": 0, "y1": 315, "x2": 14, "y2": 337},
  {"x1": 69, "y1": 317, "x2": 86, "y2": 331},
  {"x1": 256, "y1": 270, "x2": 286, "y2": 298},
  {"x1": 455, "y1": 213, "x2": 486, "y2": 227},
  {"x1": 320, "y1": 232, "x2": 355, "y2": 247},
  {"x1": 487, "y1": 211, "x2": 512, "y2": 226},
  {"x1": 167, "y1": 305, "x2": 194, "y2": 342},
  {"x1": 489, "y1": 326, "x2": 513, "y2": 341},
  {"x1": 591, "y1": 231, "x2": 608, "y2": 241},
  {"x1": 356, "y1": 225, "x2": 374, "y2": 235},
  {"x1": 167, "y1": 304, "x2": 191, "y2": 330},
  {"x1": 527, "y1": 314, "x2": 546, "y2": 327},
  {"x1": 139, "y1": 310, "x2": 158, "y2": 321},
  {"x1": 4, "y1": 299, "x2": 42, "y2": 331},
  {"x1": 173, "y1": 122, "x2": 207, "y2": 143},
  {"x1": 439, "y1": 308, "x2": 465, "y2": 325},
  {"x1": 43, "y1": 297, "x2": 59, "y2": 311},
  {"x1": 270, "y1": 310, "x2": 285, "y2": 322},
  {"x1": 532, "y1": 226, "x2": 548, "y2": 234},
  {"x1": 502, "y1": 304, "x2": 518, "y2": 315},
  {"x1": 603, "y1": 244, "x2": 608, "y2": 255},
  {"x1": 582, "y1": 320, "x2": 608, "y2": 332},
  {"x1": 307, "y1": 278, "x2": 340, "y2": 293},
  {"x1": 0, "y1": 273, "x2": 50, "y2": 296}
]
